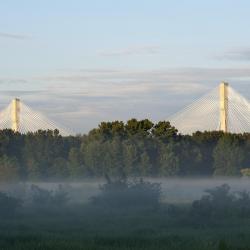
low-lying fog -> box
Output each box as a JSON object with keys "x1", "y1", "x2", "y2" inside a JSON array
[{"x1": 1, "y1": 178, "x2": 249, "y2": 204}]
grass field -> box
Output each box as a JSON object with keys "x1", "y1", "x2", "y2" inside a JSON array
[
  {"x1": 1, "y1": 205, "x2": 250, "y2": 250},
  {"x1": 1, "y1": 179, "x2": 250, "y2": 250}
]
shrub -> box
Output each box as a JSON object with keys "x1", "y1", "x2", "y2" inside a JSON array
[
  {"x1": 191, "y1": 184, "x2": 250, "y2": 219},
  {"x1": 90, "y1": 175, "x2": 161, "y2": 210},
  {"x1": 191, "y1": 184, "x2": 234, "y2": 218}
]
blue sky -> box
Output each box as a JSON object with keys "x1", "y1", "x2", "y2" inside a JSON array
[{"x1": 1, "y1": 0, "x2": 250, "y2": 133}]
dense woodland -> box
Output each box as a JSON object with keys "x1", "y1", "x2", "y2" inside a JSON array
[{"x1": 0, "y1": 118, "x2": 250, "y2": 180}]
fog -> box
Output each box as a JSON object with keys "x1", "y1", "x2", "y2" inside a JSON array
[
  {"x1": 1, "y1": 177, "x2": 250, "y2": 205},
  {"x1": 1, "y1": 177, "x2": 250, "y2": 250}
]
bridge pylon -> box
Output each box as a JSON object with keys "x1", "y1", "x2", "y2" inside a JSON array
[
  {"x1": 169, "y1": 81, "x2": 250, "y2": 134},
  {"x1": 219, "y1": 82, "x2": 229, "y2": 133},
  {"x1": 11, "y1": 98, "x2": 20, "y2": 132}
]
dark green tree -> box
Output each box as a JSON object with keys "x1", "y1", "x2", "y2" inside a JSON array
[{"x1": 213, "y1": 136, "x2": 244, "y2": 176}]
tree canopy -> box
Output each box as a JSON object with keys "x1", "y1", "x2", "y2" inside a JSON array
[{"x1": 0, "y1": 119, "x2": 249, "y2": 180}]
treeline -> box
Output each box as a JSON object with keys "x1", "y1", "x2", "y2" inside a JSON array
[{"x1": 0, "y1": 118, "x2": 250, "y2": 180}]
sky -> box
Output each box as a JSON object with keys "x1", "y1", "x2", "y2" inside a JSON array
[{"x1": 1, "y1": 0, "x2": 250, "y2": 133}]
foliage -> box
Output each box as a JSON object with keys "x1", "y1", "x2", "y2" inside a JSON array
[
  {"x1": 0, "y1": 119, "x2": 249, "y2": 179},
  {"x1": 1, "y1": 182, "x2": 250, "y2": 249},
  {"x1": 0, "y1": 155, "x2": 19, "y2": 182},
  {"x1": 1, "y1": 183, "x2": 250, "y2": 249},
  {"x1": 151, "y1": 121, "x2": 178, "y2": 140},
  {"x1": 91, "y1": 176, "x2": 161, "y2": 210},
  {"x1": 213, "y1": 136, "x2": 244, "y2": 176},
  {"x1": 191, "y1": 184, "x2": 250, "y2": 219}
]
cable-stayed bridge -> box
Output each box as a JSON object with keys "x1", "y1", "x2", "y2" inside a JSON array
[
  {"x1": 169, "y1": 82, "x2": 250, "y2": 134},
  {"x1": 0, "y1": 99, "x2": 72, "y2": 136},
  {"x1": 0, "y1": 82, "x2": 249, "y2": 136}
]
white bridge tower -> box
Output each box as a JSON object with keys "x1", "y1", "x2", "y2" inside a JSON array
[
  {"x1": 11, "y1": 98, "x2": 20, "y2": 132},
  {"x1": 219, "y1": 82, "x2": 229, "y2": 133}
]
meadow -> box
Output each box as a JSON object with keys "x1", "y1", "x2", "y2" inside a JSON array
[{"x1": 1, "y1": 178, "x2": 250, "y2": 250}]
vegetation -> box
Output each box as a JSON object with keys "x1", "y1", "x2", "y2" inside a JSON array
[
  {"x1": 1, "y1": 181, "x2": 250, "y2": 249},
  {"x1": 90, "y1": 175, "x2": 161, "y2": 210},
  {"x1": 191, "y1": 184, "x2": 250, "y2": 219},
  {"x1": 1, "y1": 119, "x2": 250, "y2": 180}
]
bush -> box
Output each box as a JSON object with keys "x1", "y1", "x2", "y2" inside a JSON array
[
  {"x1": 90, "y1": 175, "x2": 161, "y2": 210},
  {"x1": 192, "y1": 184, "x2": 234, "y2": 218},
  {"x1": 191, "y1": 184, "x2": 250, "y2": 219}
]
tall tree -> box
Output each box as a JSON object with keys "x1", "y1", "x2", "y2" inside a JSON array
[{"x1": 213, "y1": 136, "x2": 244, "y2": 176}]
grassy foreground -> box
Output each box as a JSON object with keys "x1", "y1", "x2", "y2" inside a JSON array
[
  {"x1": 1, "y1": 180, "x2": 250, "y2": 250},
  {"x1": 1, "y1": 206, "x2": 250, "y2": 250}
]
